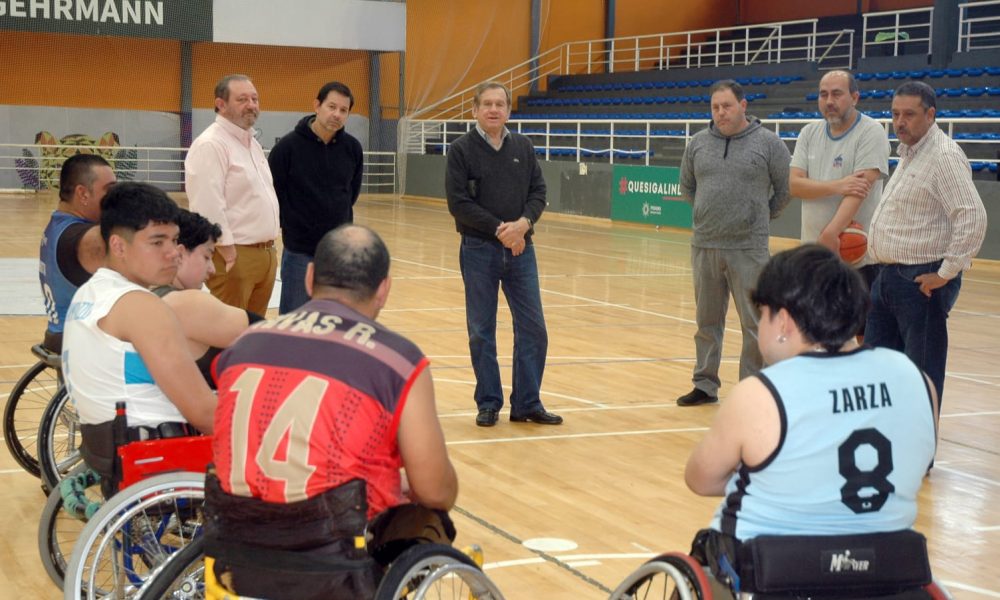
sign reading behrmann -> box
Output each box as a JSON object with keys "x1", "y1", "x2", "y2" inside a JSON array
[
  {"x1": 0, "y1": 0, "x2": 212, "y2": 41},
  {"x1": 1, "y1": 0, "x2": 163, "y2": 24}
]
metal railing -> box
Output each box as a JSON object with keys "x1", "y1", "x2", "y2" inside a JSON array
[
  {"x1": 410, "y1": 18, "x2": 855, "y2": 122},
  {"x1": 404, "y1": 117, "x2": 1000, "y2": 171},
  {"x1": 959, "y1": 0, "x2": 1000, "y2": 51},
  {"x1": 861, "y1": 7, "x2": 933, "y2": 58},
  {"x1": 0, "y1": 145, "x2": 397, "y2": 195}
]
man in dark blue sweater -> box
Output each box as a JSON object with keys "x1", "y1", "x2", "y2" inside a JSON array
[
  {"x1": 268, "y1": 81, "x2": 364, "y2": 314},
  {"x1": 445, "y1": 81, "x2": 562, "y2": 427}
]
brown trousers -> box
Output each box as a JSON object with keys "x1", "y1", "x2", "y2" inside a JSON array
[{"x1": 207, "y1": 245, "x2": 277, "y2": 316}]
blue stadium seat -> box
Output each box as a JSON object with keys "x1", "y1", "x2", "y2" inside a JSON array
[
  {"x1": 908, "y1": 70, "x2": 927, "y2": 79},
  {"x1": 806, "y1": 92, "x2": 819, "y2": 101},
  {"x1": 736, "y1": 77, "x2": 751, "y2": 85},
  {"x1": 856, "y1": 72, "x2": 874, "y2": 81},
  {"x1": 964, "y1": 67, "x2": 984, "y2": 77},
  {"x1": 971, "y1": 162, "x2": 987, "y2": 172},
  {"x1": 985, "y1": 66, "x2": 1000, "y2": 76},
  {"x1": 891, "y1": 71, "x2": 909, "y2": 79},
  {"x1": 986, "y1": 86, "x2": 1000, "y2": 96},
  {"x1": 965, "y1": 87, "x2": 987, "y2": 97},
  {"x1": 927, "y1": 69, "x2": 945, "y2": 78},
  {"x1": 945, "y1": 88, "x2": 965, "y2": 97},
  {"x1": 945, "y1": 68, "x2": 964, "y2": 77},
  {"x1": 989, "y1": 163, "x2": 998, "y2": 173},
  {"x1": 874, "y1": 71, "x2": 892, "y2": 80}
]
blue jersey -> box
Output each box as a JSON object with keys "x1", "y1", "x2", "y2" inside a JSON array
[
  {"x1": 711, "y1": 347, "x2": 936, "y2": 540},
  {"x1": 39, "y1": 211, "x2": 91, "y2": 334}
]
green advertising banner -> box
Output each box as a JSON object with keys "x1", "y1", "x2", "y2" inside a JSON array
[
  {"x1": 610, "y1": 164, "x2": 691, "y2": 228},
  {"x1": 0, "y1": 0, "x2": 212, "y2": 41}
]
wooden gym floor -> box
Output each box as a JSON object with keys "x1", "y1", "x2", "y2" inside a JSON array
[{"x1": 1, "y1": 191, "x2": 998, "y2": 598}]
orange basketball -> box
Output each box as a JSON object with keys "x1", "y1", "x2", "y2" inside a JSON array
[{"x1": 839, "y1": 221, "x2": 868, "y2": 265}]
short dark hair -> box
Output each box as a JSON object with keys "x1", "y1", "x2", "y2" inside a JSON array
[
  {"x1": 894, "y1": 80, "x2": 936, "y2": 111},
  {"x1": 99, "y1": 182, "x2": 180, "y2": 243},
  {"x1": 176, "y1": 208, "x2": 221, "y2": 250},
  {"x1": 214, "y1": 74, "x2": 252, "y2": 112},
  {"x1": 751, "y1": 244, "x2": 870, "y2": 352},
  {"x1": 317, "y1": 81, "x2": 355, "y2": 110},
  {"x1": 312, "y1": 224, "x2": 390, "y2": 301},
  {"x1": 708, "y1": 79, "x2": 745, "y2": 102},
  {"x1": 58, "y1": 154, "x2": 111, "y2": 202}
]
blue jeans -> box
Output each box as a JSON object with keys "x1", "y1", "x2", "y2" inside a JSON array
[
  {"x1": 279, "y1": 248, "x2": 312, "y2": 314},
  {"x1": 459, "y1": 235, "x2": 548, "y2": 415},
  {"x1": 865, "y1": 261, "x2": 962, "y2": 405}
]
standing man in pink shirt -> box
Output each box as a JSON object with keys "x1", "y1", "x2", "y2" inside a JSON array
[{"x1": 185, "y1": 74, "x2": 280, "y2": 315}]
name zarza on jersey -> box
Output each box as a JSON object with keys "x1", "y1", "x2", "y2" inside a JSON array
[
  {"x1": 254, "y1": 310, "x2": 378, "y2": 349},
  {"x1": 830, "y1": 382, "x2": 892, "y2": 414}
]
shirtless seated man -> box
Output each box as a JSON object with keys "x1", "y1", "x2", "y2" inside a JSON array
[{"x1": 63, "y1": 182, "x2": 216, "y2": 489}]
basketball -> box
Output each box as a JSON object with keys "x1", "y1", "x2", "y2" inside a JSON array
[{"x1": 839, "y1": 221, "x2": 868, "y2": 265}]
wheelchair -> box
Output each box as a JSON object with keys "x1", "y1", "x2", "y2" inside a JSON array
[
  {"x1": 3, "y1": 342, "x2": 63, "y2": 476},
  {"x1": 136, "y1": 535, "x2": 505, "y2": 600},
  {"x1": 60, "y1": 426, "x2": 212, "y2": 600},
  {"x1": 37, "y1": 384, "x2": 83, "y2": 493},
  {"x1": 608, "y1": 530, "x2": 954, "y2": 600}
]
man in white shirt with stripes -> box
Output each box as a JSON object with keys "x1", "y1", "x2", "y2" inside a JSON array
[{"x1": 866, "y1": 81, "x2": 987, "y2": 407}]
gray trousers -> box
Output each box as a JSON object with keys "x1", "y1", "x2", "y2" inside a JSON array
[{"x1": 690, "y1": 246, "x2": 768, "y2": 396}]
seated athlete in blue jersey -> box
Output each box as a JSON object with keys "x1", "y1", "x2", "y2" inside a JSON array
[
  {"x1": 63, "y1": 183, "x2": 217, "y2": 489},
  {"x1": 39, "y1": 154, "x2": 117, "y2": 353},
  {"x1": 684, "y1": 244, "x2": 938, "y2": 592}
]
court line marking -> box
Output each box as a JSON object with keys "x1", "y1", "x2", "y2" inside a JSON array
[
  {"x1": 447, "y1": 427, "x2": 708, "y2": 446},
  {"x1": 934, "y1": 466, "x2": 1000, "y2": 489},
  {"x1": 453, "y1": 505, "x2": 613, "y2": 594},
  {"x1": 938, "y1": 580, "x2": 1000, "y2": 598},
  {"x1": 972, "y1": 525, "x2": 1000, "y2": 532}
]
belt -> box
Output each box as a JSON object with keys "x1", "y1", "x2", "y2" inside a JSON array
[
  {"x1": 239, "y1": 240, "x2": 275, "y2": 249},
  {"x1": 128, "y1": 422, "x2": 196, "y2": 441}
]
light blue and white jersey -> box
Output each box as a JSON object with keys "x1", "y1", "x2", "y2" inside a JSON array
[
  {"x1": 63, "y1": 268, "x2": 185, "y2": 427},
  {"x1": 710, "y1": 346, "x2": 935, "y2": 540}
]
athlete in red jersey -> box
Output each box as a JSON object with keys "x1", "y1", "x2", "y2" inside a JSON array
[{"x1": 206, "y1": 224, "x2": 457, "y2": 599}]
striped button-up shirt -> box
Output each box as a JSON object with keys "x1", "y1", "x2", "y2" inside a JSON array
[
  {"x1": 185, "y1": 115, "x2": 280, "y2": 247},
  {"x1": 869, "y1": 123, "x2": 987, "y2": 279}
]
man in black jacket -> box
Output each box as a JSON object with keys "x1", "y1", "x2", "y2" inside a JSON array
[
  {"x1": 445, "y1": 81, "x2": 561, "y2": 427},
  {"x1": 268, "y1": 81, "x2": 364, "y2": 314}
]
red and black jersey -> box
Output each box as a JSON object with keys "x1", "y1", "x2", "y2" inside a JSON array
[{"x1": 212, "y1": 298, "x2": 428, "y2": 518}]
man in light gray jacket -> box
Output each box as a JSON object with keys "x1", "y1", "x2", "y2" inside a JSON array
[{"x1": 677, "y1": 79, "x2": 791, "y2": 406}]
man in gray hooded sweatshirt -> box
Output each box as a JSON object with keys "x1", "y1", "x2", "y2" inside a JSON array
[{"x1": 677, "y1": 79, "x2": 791, "y2": 406}]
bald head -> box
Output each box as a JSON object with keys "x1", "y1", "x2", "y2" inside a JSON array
[
  {"x1": 818, "y1": 70, "x2": 860, "y2": 130},
  {"x1": 311, "y1": 224, "x2": 390, "y2": 303}
]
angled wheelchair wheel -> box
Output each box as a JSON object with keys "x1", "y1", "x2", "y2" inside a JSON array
[
  {"x1": 133, "y1": 535, "x2": 205, "y2": 600},
  {"x1": 3, "y1": 359, "x2": 61, "y2": 476},
  {"x1": 63, "y1": 471, "x2": 205, "y2": 600},
  {"x1": 608, "y1": 552, "x2": 713, "y2": 600},
  {"x1": 38, "y1": 387, "x2": 84, "y2": 494},
  {"x1": 375, "y1": 543, "x2": 504, "y2": 600},
  {"x1": 38, "y1": 464, "x2": 103, "y2": 589}
]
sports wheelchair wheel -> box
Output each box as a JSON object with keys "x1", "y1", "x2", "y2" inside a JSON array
[
  {"x1": 375, "y1": 543, "x2": 504, "y2": 600},
  {"x1": 38, "y1": 464, "x2": 103, "y2": 588},
  {"x1": 133, "y1": 535, "x2": 205, "y2": 600},
  {"x1": 63, "y1": 471, "x2": 205, "y2": 600},
  {"x1": 38, "y1": 386, "x2": 83, "y2": 493},
  {"x1": 3, "y1": 359, "x2": 61, "y2": 476},
  {"x1": 608, "y1": 552, "x2": 713, "y2": 600}
]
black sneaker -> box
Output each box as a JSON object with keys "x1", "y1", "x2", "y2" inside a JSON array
[{"x1": 676, "y1": 388, "x2": 718, "y2": 407}]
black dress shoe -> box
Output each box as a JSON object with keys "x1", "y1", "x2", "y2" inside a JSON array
[
  {"x1": 510, "y1": 409, "x2": 563, "y2": 425},
  {"x1": 475, "y1": 408, "x2": 499, "y2": 427},
  {"x1": 676, "y1": 388, "x2": 718, "y2": 407}
]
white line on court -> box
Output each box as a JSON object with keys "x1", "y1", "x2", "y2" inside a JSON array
[
  {"x1": 446, "y1": 426, "x2": 708, "y2": 446},
  {"x1": 941, "y1": 410, "x2": 1000, "y2": 418},
  {"x1": 972, "y1": 525, "x2": 1000, "y2": 532},
  {"x1": 938, "y1": 580, "x2": 1000, "y2": 598},
  {"x1": 934, "y1": 466, "x2": 1000, "y2": 489},
  {"x1": 948, "y1": 373, "x2": 1000, "y2": 387},
  {"x1": 433, "y1": 377, "x2": 603, "y2": 406},
  {"x1": 438, "y1": 401, "x2": 689, "y2": 419}
]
